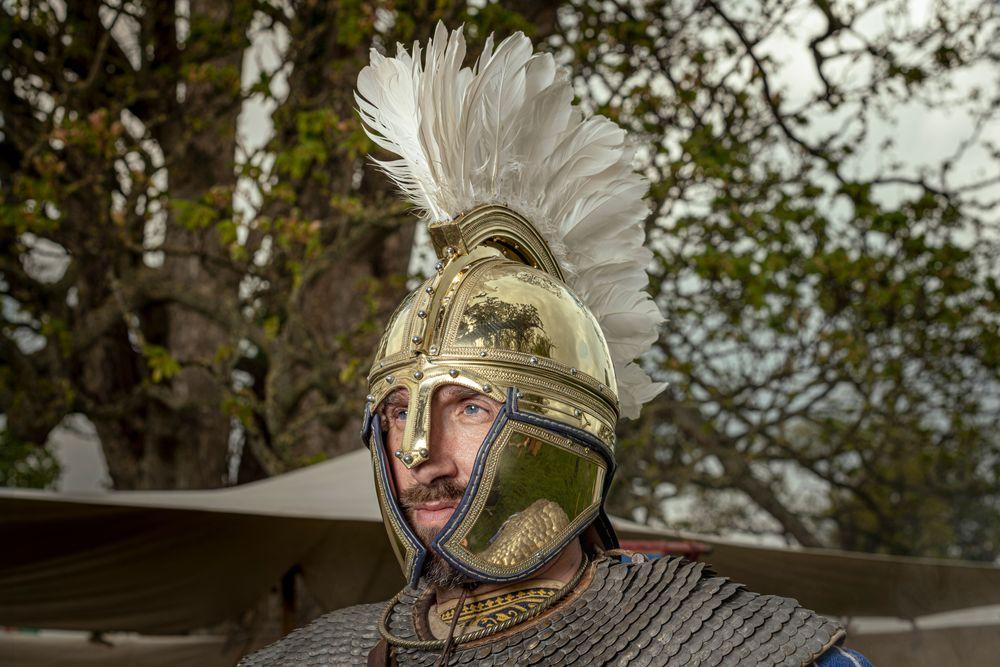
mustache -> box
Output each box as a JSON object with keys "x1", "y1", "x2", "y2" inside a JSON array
[{"x1": 398, "y1": 478, "x2": 466, "y2": 509}]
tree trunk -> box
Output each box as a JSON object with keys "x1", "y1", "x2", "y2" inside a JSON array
[{"x1": 93, "y1": 1, "x2": 246, "y2": 489}]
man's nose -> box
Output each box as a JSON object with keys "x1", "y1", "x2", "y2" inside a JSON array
[{"x1": 408, "y1": 424, "x2": 459, "y2": 485}]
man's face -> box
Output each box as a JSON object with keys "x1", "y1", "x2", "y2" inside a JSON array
[{"x1": 381, "y1": 384, "x2": 504, "y2": 545}]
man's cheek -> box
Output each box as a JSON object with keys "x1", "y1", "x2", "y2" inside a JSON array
[
  {"x1": 387, "y1": 459, "x2": 411, "y2": 498},
  {"x1": 455, "y1": 446, "x2": 481, "y2": 477}
]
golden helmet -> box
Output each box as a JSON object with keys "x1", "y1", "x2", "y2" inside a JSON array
[{"x1": 363, "y1": 207, "x2": 621, "y2": 585}]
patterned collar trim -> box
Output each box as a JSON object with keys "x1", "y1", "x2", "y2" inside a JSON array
[{"x1": 427, "y1": 578, "x2": 565, "y2": 638}]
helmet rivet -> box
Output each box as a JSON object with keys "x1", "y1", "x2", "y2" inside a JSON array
[
  {"x1": 402, "y1": 454, "x2": 413, "y2": 465},
  {"x1": 574, "y1": 408, "x2": 583, "y2": 417},
  {"x1": 417, "y1": 310, "x2": 427, "y2": 319},
  {"x1": 386, "y1": 375, "x2": 395, "y2": 384},
  {"x1": 529, "y1": 356, "x2": 539, "y2": 365},
  {"x1": 411, "y1": 335, "x2": 422, "y2": 344},
  {"x1": 393, "y1": 450, "x2": 402, "y2": 458},
  {"x1": 429, "y1": 345, "x2": 439, "y2": 354},
  {"x1": 417, "y1": 447, "x2": 429, "y2": 458},
  {"x1": 570, "y1": 367, "x2": 578, "y2": 375},
  {"x1": 366, "y1": 394, "x2": 375, "y2": 403},
  {"x1": 435, "y1": 261, "x2": 444, "y2": 272},
  {"x1": 425, "y1": 286, "x2": 433, "y2": 294},
  {"x1": 446, "y1": 246, "x2": 456, "y2": 255},
  {"x1": 516, "y1": 390, "x2": 523, "y2": 398},
  {"x1": 479, "y1": 351, "x2": 487, "y2": 357},
  {"x1": 448, "y1": 369, "x2": 459, "y2": 378},
  {"x1": 413, "y1": 370, "x2": 424, "y2": 380},
  {"x1": 482, "y1": 384, "x2": 491, "y2": 393}
]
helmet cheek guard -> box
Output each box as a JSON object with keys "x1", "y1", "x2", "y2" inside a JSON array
[{"x1": 363, "y1": 388, "x2": 616, "y2": 588}]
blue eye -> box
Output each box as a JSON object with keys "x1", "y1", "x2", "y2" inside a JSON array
[
  {"x1": 463, "y1": 404, "x2": 482, "y2": 415},
  {"x1": 395, "y1": 409, "x2": 408, "y2": 422}
]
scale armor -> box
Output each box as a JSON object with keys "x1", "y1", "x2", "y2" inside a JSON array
[{"x1": 240, "y1": 555, "x2": 844, "y2": 666}]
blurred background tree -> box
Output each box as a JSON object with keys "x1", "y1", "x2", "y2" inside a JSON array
[
  {"x1": 2, "y1": 0, "x2": 997, "y2": 562},
  {"x1": 1, "y1": 0, "x2": 558, "y2": 490}
]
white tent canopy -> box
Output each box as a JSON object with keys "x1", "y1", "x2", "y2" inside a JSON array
[{"x1": 4, "y1": 448, "x2": 1000, "y2": 638}]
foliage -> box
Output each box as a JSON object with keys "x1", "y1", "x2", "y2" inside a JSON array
[
  {"x1": 563, "y1": 0, "x2": 1000, "y2": 561},
  {"x1": 0, "y1": 0, "x2": 557, "y2": 490},
  {"x1": 0, "y1": 430, "x2": 59, "y2": 488},
  {"x1": 2, "y1": 0, "x2": 997, "y2": 561}
]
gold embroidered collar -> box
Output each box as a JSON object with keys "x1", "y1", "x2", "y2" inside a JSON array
[{"x1": 427, "y1": 578, "x2": 564, "y2": 639}]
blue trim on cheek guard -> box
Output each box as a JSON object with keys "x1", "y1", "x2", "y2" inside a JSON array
[
  {"x1": 429, "y1": 387, "x2": 618, "y2": 584},
  {"x1": 362, "y1": 401, "x2": 428, "y2": 587}
]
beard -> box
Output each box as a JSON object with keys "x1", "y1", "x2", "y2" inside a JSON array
[{"x1": 398, "y1": 478, "x2": 478, "y2": 589}]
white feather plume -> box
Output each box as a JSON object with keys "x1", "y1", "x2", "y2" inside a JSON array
[{"x1": 356, "y1": 23, "x2": 665, "y2": 419}]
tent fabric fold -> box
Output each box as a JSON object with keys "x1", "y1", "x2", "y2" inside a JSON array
[
  {"x1": 0, "y1": 631, "x2": 242, "y2": 667},
  {"x1": 614, "y1": 519, "x2": 1000, "y2": 619},
  {"x1": 3, "y1": 448, "x2": 999, "y2": 635}
]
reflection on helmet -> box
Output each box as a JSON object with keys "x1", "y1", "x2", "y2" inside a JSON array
[{"x1": 480, "y1": 499, "x2": 570, "y2": 568}]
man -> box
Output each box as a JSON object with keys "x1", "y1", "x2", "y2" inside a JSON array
[{"x1": 242, "y1": 24, "x2": 872, "y2": 666}]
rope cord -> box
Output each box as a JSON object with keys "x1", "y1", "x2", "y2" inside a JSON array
[{"x1": 435, "y1": 584, "x2": 472, "y2": 666}]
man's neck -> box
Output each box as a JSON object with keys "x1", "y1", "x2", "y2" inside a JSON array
[{"x1": 433, "y1": 539, "x2": 583, "y2": 605}]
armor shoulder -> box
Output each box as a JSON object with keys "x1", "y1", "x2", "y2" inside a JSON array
[
  {"x1": 519, "y1": 555, "x2": 844, "y2": 666},
  {"x1": 238, "y1": 602, "x2": 384, "y2": 667},
  {"x1": 629, "y1": 555, "x2": 846, "y2": 666}
]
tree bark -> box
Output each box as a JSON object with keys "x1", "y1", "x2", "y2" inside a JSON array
[{"x1": 91, "y1": 1, "x2": 247, "y2": 489}]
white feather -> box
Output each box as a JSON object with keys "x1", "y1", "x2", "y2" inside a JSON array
[{"x1": 355, "y1": 23, "x2": 665, "y2": 419}]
